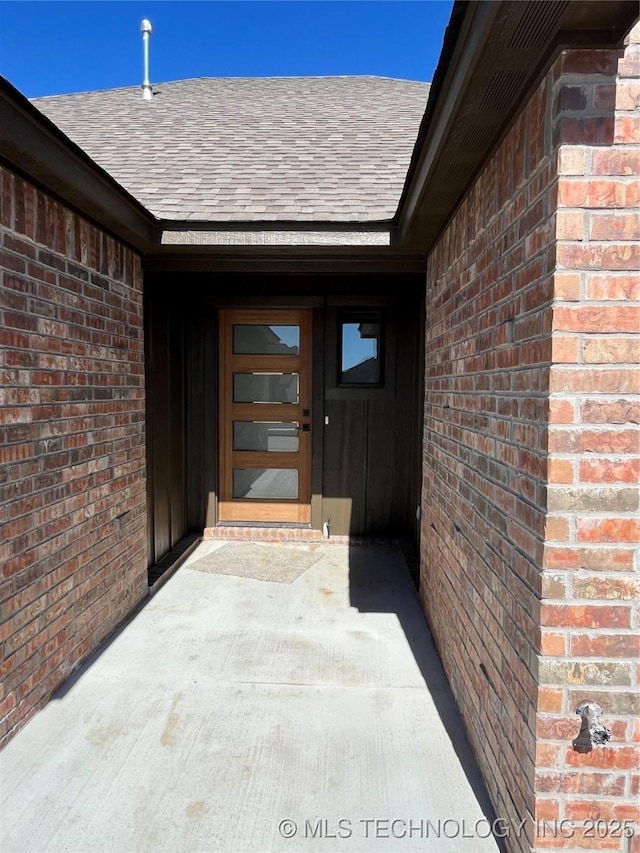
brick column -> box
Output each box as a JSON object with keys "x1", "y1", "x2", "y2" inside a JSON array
[{"x1": 537, "y1": 24, "x2": 640, "y2": 851}]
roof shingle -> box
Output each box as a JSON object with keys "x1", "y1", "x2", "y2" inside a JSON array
[{"x1": 32, "y1": 76, "x2": 429, "y2": 223}]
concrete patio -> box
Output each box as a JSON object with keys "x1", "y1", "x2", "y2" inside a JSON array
[{"x1": 1, "y1": 541, "x2": 503, "y2": 852}]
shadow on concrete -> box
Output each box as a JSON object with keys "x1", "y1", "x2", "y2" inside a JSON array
[
  {"x1": 53, "y1": 538, "x2": 200, "y2": 701},
  {"x1": 348, "y1": 542, "x2": 498, "y2": 829}
]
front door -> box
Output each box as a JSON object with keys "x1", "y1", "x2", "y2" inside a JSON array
[{"x1": 218, "y1": 309, "x2": 312, "y2": 523}]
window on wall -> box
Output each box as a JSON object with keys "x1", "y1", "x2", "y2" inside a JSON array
[{"x1": 339, "y1": 310, "x2": 384, "y2": 386}]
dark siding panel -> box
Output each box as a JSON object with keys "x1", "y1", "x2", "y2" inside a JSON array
[
  {"x1": 185, "y1": 310, "x2": 205, "y2": 530},
  {"x1": 322, "y1": 398, "x2": 367, "y2": 536},
  {"x1": 322, "y1": 285, "x2": 424, "y2": 539},
  {"x1": 185, "y1": 305, "x2": 218, "y2": 530},
  {"x1": 169, "y1": 312, "x2": 185, "y2": 543},
  {"x1": 144, "y1": 285, "x2": 188, "y2": 567},
  {"x1": 144, "y1": 288, "x2": 155, "y2": 565},
  {"x1": 404, "y1": 294, "x2": 425, "y2": 547},
  {"x1": 203, "y1": 310, "x2": 218, "y2": 528},
  {"x1": 365, "y1": 397, "x2": 397, "y2": 533},
  {"x1": 393, "y1": 296, "x2": 423, "y2": 539},
  {"x1": 151, "y1": 296, "x2": 171, "y2": 561}
]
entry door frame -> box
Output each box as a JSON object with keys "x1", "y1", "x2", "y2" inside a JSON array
[{"x1": 218, "y1": 308, "x2": 313, "y2": 523}]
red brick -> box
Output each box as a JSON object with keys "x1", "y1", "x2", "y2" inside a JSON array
[
  {"x1": 554, "y1": 116, "x2": 615, "y2": 147},
  {"x1": 557, "y1": 241, "x2": 640, "y2": 271},
  {"x1": 553, "y1": 306, "x2": 640, "y2": 333},
  {"x1": 591, "y1": 148, "x2": 640, "y2": 176},
  {"x1": 556, "y1": 210, "x2": 584, "y2": 240},
  {"x1": 571, "y1": 633, "x2": 640, "y2": 658},
  {"x1": 589, "y1": 211, "x2": 640, "y2": 241},
  {"x1": 594, "y1": 83, "x2": 617, "y2": 111},
  {"x1": 615, "y1": 114, "x2": 640, "y2": 144},
  {"x1": 566, "y1": 801, "x2": 640, "y2": 822},
  {"x1": 586, "y1": 273, "x2": 640, "y2": 300},
  {"x1": 536, "y1": 771, "x2": 626, "y2": 796},
  {"x1": 541, "y1": 604, "x2": 631, "y2": 629},
  {"x1": 548, "y1": 399, "x2": 574, "y2": 424},
  {"x1": 553, "y1": 272, "x2": 581, "y2": 301},
  {"x1": 582, "y1": 337, "x2": 640, "y2": 364},
  {"x1": 557, "y1": 147, "x2": 586, "y2": 177},
  {"x1": 540, "y1": 632, "x2": 566, "y2": 655},
  {"x1": 558, "y1": 179, "x2": 640, "y2": 208},
  {"x1": 565, "y1": 746, "x2": 639, "y2": 769},
  {"x1": 578, "y1": 518, "x2": 640, "y2": 544},
  {"x1": 546, "y1": 547, "x2": 634, "y2": 572},
  {"x1": 548, "y1": 428, "x2": 639, "y2": 453},
  {"x1": 545, "y1": 516, "x2": 570, "y2": 539},
  {"x1": 536, "y1": 743, "x2": 562, "y2": 767},
  {"x1": 549, "y1": 369, "x2": 640, "y2": 394},
  {"x1": 534, "y1": 798, "x2": 560, "y2": 822},
  {"x1": 538, "y1": 687, "x2": 564, "y2": 713},
  {"x1": 581, "y1": 400, "x2": 640, "y2": 425},
  {"x1": 551, "y1": 336, "x2": 579, "y2": 363},
  {"x1": 560, "y1": 50, "x2": 619, "y2": 76},
  {"x1": 580, "y1": 458, "x2": 640, "y2": 485},
  {"x1": 573, "y1": 576, "x2": 640, "y2": 600}
]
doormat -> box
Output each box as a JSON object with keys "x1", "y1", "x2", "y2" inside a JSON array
[{"x1": 187, "y1": 542, "x2": 324, "y2": 584}]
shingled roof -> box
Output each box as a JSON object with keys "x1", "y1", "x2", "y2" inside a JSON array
[{"x1": 32, "y1": 76, "x2": 430, "y2": 224}]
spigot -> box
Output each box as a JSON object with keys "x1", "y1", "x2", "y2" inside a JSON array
[{"x1": 573, "y1": 701, "x2": 611, "y2": 753}]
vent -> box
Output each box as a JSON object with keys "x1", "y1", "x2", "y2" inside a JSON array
[
  {"x1": 458, "y1": 123, "x2": 496, "y2": 154},
  {"x1": 508, "y1": 0, "x2": 569, "y2": 50},
  {"x1": 444, "y1": 163, "x2": 462, "y2": 183},
  {"x1": 479, "y1": 69, "x2": 528, "y2": 112}
]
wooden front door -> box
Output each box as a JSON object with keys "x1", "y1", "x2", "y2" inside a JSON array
[{"x1": 218, "y1": 309, "x2": 312, "y2": 523}]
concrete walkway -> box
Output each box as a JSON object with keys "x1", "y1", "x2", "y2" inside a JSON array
[{"x1": 1, "y1": 541, "x2": 501, "y2": 853}]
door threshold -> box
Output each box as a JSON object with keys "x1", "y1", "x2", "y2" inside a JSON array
[
  {"x1": 216, "y1": 521, "x2": 312, "y2": 529},
  {"x1": 204, "y1": 524, "x2": 323, "y2": 543}
]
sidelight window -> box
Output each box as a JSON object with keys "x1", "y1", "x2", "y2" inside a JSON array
[{"x1": 338, "y1": 310, "x2": 384, "y2": 386}]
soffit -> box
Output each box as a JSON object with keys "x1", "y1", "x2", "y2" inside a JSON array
[{"x1": 398, "y1": 0, "x2": 639, "y2": 253}]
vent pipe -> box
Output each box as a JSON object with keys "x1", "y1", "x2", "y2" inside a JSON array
[{"x1": 141, "y1": 19, "x2": 153, "y2": 100}]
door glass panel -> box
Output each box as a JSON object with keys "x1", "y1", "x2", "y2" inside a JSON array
[
  {"x1": 233, "y1": 421, "x2": 299, "y2": 452},
  {"x1": 233, "y1": 469, "x2": 299, "y2": 499},
  {"x1": 233, "y1": 325, "x2": 300, "y2": 355},
  {"x1": 233, "y1": 373, "x2": 299, "y2": 404}
]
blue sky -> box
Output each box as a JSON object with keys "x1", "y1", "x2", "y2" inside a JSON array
[{"x1": 0, "y1": 1, "x2": 453, "y2": 98}]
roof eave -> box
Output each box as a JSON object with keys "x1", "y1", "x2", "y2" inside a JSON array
[
  {"x1": 0, "y1": 76, "x2": 158, "y2": 252},
  {"x1": 396, "y1": 0, "x2": 639, "y2": 254},
  {"x1": 0, "y1": 79, "x2": 400, "y2": 255}
]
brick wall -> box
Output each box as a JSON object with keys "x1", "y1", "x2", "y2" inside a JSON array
[
  {"x1": 421, "y1": 24, "x2": 638, "y2": 853},
  {"x1": 538, "y1": 26, "x2": 640, "y2": 852},
  {"x1": 0, "y1": 166, "x2": 148, "y2": 746},
  {"x1": 421, "y1": 57, "x2": 554, "y2": 853}
]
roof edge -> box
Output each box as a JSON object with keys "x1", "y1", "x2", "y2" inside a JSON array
[
  {"x1": 0, "y1": 75, "x2": 157, "y2": 252},
  {"x1": 396, "y1": 0, "x2": 640, "y2": 251}
]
